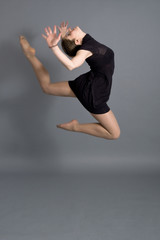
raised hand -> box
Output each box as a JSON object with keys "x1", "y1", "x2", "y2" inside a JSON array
[
  {"x1": 42, "y1": 25, "x2": 62, "y2": 48},
  {"x1": 58, "y1": 21, "x2": 70, "y2": 38}
]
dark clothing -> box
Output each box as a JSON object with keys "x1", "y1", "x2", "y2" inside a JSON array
[{"x1": 68, "y1": 33, "x2": 115, "y2": 114}]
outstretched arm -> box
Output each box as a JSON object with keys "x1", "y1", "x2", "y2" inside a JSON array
[
  {"x1": 42, "y1": 25, "x2": 74, "y2": 70},
  {"x1": 42, "y1": 24, "x2": 89, "y2": 71}
]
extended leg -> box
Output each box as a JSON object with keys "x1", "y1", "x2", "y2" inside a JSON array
[
  {"x1": 19, "y1": 36, "x2": 76, "y2": 97},
  {"x1": 57, "y1": 110, "x2": 121, "y2": 140}
]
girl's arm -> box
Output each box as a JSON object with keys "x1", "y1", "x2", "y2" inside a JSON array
[
  {"x1": 42, "y1": 25, "x2": 90, "y2": 71},
  {"x1": 51, "y1": 46, "x2": 90, "y2": 71},
  {"x1": 51, "y1": 45, "x2": 74, "y2": 70},
  {"x1": 42, "y1": 25, "x2": 74, "y2": 70}
]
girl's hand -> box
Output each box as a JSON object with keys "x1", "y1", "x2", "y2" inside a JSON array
[
  {"x1": 42, "y1": 25, "x2": 62, "y2": 48},
  {"x1": 58, "y1": 21, "x2": 70, "y2": 38}
]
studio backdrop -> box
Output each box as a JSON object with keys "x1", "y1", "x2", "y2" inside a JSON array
[{"x1": 0, "y1": 0, "x2": 160, "y2": 173}]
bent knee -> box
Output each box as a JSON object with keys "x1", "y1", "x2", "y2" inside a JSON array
[
  {"x1": 105, "y1": 127, "x2": 120, "y2": 140},
  {"x1": 111, "y1": 128, "x2": 121, "y2": 140},
  {"x1": 41, "y1": 83, "x2": 50, "y2": 94}
]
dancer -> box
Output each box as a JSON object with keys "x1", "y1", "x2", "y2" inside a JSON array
[{"x1": 19, "y1": 21, "x2": 120, "y2": 140}]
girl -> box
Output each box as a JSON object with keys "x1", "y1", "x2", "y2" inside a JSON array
[{"x1": 19, "y1": 21, "x2": 120, "y2": 140}]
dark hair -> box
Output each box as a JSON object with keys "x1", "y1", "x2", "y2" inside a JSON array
[{"x1": 61, "y1": 38, "x2": 81, "y2": 57}]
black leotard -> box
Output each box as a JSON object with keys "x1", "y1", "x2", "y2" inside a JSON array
[{"x1": 68, "y1": 33, "x2": 115, "y2": 114}]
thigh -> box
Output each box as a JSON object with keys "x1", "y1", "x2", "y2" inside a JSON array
[
  {"x1": 48, "y1": 81, "x2": 76, "y2": 97},
  {"x1": 90, "y1": 110, "x2": 120, "y2": 135}
]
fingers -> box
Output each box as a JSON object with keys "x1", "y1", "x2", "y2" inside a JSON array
[
  {"x1": 42, "y1": 34, "x2": 47, "y2": 39},
  {"x1": 45, "y1": 27, "x2": 49, "y2": 36},
  {"x1": 48, "y1": 26, "x2": 52, "y2": 34},
  {"x1": 60, "y1": 21, "x2": 69, "y2": 28},
  {"x1": 65, "y1": 20, "x2": 69, "y2": 27},
  {"x1": 42, "y1": 23, "x2": 65, "y2": 40},
  {"x1": 44, "y1": 26, "x2": 53, "y2": 36},
  {"x1": 42, "y1": 26, "x2": 52, "y2": 39},
  {"x1": 53, "y1": 25, "x2": 57, "y2": 34},
  {"x1": 58, "y1": 32, "x2": 62, "y2": 40},
  {"x1": 67, "y1": 27, "x2": 72, "y2": 34},
  {"x1": 60, "y1": 21, "x2": 65, "y2": 27},
  {"x1": 57, "y1": 26, "x2": 61, "y2": 32}
]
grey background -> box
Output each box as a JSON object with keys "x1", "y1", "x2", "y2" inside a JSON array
[
  {"x1": 1, "y1": 1, "x2": 160, "y2": 240},
  {"x1": 0, "y1": 0, "x2": 160, "y2": 172}
]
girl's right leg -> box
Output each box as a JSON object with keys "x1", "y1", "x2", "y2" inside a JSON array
[
  {"x1": 19, "y1": 36, "x2": 76, "y2": 97},
  {"x1": 57, "y1": 110, "x2": 121, "y2": 140}
]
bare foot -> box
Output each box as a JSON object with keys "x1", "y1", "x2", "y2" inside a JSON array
[
  {"x1": 57, "y1": 119, "x2": 79, "y2": 132},
  {"x1": 19, "y1": 35, "x2": 36, "y2": 58}
]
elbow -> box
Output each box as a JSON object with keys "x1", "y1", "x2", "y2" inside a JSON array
[
  {"x1": 68, "y1": 66, "x2": 74, "y2": 71},
  {"x1": 41, "y1": 84, "x2": 50, "y2": 94},
  {"x1": 68, "y1": 64, "x2": 75, "y2": 71},
  {"x1": 42, "y1": 88, "x2": 49, "y2": 94}
]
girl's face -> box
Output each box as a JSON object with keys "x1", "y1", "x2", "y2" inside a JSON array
[{"x1": 65, "y1": 26, "x2": 82, "y2": 40}]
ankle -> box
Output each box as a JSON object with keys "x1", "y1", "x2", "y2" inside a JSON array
[
  {"x1": 74, "y1": 122, "x2": 80, "y2": 132},
  {"x1": 70, "y1": 120, "x2": 80, "y2": 132},
  {"x1": 25, "y1": 54, "x2": 36, "y2": 62}
]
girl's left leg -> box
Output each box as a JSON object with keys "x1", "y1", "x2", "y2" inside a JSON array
[
  {"x1": 57, "y1": 110, "x2": 121, "y2": 140},
  {"x1": 19, "y1": 36, "x2": 76, "y2": 97}
]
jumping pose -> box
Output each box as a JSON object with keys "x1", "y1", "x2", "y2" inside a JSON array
[{"x1": 19, "y1": 21, "x2": 120, "y2": 140}]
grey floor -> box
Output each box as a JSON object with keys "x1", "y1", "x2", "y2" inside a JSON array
[{"x1": 0, "y1": 171, "x2": 160, "y2": 240}]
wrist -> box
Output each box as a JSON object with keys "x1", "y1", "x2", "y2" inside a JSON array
[{"x1": 49, "y1": 44, "x2": 58, "y2": 49}]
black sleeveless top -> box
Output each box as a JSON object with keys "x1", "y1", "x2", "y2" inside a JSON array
[{"x1": 68, "y1": 33, "x2": 115, "y2": 114}]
